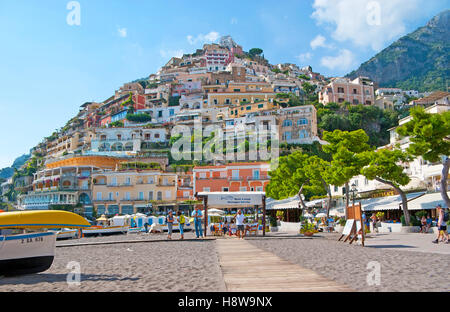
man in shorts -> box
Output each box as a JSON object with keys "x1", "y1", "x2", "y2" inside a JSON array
[
  {"x1": 432, "y1": 205, "x2": 449, "y2": 244},
  {"x1": 234, "y1": 209, "x2": 246, "y2": 240}
]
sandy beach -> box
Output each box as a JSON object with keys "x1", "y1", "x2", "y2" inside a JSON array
[
  {"x1": 1, "y1": 232, "x2": 449, "y2": 292},
  {"x1": 0, "y1": 234, "x2": 226, "y2": 292},
  {"x1": 248, "y1": 234, "x2": 450, "y2": 292}
]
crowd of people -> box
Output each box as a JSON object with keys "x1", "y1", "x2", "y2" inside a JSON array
[{"x1": 157, "y1": 207, "x2": 251, "y2": 240}]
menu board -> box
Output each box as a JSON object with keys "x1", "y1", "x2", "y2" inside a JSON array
[{"x1": 342, "y1": 219, "x2": 355, "y2": 235}]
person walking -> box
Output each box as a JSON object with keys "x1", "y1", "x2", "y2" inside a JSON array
[
  {"x1": 432, "y1": 205, "x2": 449, "y2": 244},
  {"x1": 177, "y1": 210, "x2": 185, "y2": 240},
  {"x1": 234, "y1": 209, "x2": 246, "y2": 240},
  {"x1": 193, "y1": 206, "x2": 204, "y2": 239},
  {"x1": 166, "y1": 210, "x2": 174, "y2": 240},
  {"x1": 426, "y1": 215, "x2": 433, "y2": 233}
]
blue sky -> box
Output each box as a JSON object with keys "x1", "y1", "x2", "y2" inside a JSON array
[{"x1": 0, "y1": 0, "x2": 448, "y2": 168}]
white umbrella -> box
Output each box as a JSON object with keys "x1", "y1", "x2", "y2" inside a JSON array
[
  {"x1": 315, "y1": 213, "x2": 327, "y2": 218},
  {"x1": 208, "y1": 209, "x2": 225, "y2": 215},
  {"x1": 208, "y1": 212, "x2": 224, "y2": 217}
]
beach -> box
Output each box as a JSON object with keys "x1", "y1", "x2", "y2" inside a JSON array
[
  {"x1": 0, "y1": 233, "x2": 226, "y2": 292},
  {"x1": 248, "y1": 234, "x2": 450, "y2": 292},
  {"x1": 1, "y1": 232, "x2": 449, "y2": 292}
]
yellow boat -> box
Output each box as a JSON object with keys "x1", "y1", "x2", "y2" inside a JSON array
[
  {"x1": 0, "y1": 210, "x2": 90, "y2": 276},
  {"x1": 0, "y1": 210, "x2": 90, "y2": 229}
]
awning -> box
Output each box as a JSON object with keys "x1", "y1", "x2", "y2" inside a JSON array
[
  {"x1": 362, "y1": 192, "x2": 425, "y2": 212},
  {"x1": 406, "y1": 192, "x2": 449, "y2": 210},
  {"x1": 271, "y1": 199, "x2": 300, "y2": 210}
]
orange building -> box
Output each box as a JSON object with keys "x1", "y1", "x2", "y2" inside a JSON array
[
  {"x1": 193, "y1": 162, "x2": 270, "y2": 194},
  {"x1": 45, "y1": 155, "x2": 125, "y2": 170}
]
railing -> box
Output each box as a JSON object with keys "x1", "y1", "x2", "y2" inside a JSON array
[{"x1": 157, "y1": 182, "x2": 176, "y2": 187}]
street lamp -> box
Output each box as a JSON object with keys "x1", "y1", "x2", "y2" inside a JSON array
[{"x1": 351, "y1": 183, "x2": 358, "y2": 207}]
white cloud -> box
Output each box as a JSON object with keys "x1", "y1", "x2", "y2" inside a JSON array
[
  {"x1": 117, "y1": 27, "x2": 127, "y2": 38},
  {"x1": 311, "y1": 0, "x2": 420, "y2": 51},
  {"x1": 159, "y1": 49, "x2": 184, "y2": 59},
  {"x1": 296, "y1": 52, "x2": 313, "y2": 63},
  {"x1": 187, "y1": 31, "x2": 220, "y2": 45},
  {"x1": 320, "y1": 49, "x2": 356, "y2": 70},
  {"x1": 310, "y1": 35, "x2": 332, "y2": 50}
]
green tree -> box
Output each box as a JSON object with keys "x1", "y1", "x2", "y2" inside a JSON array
[
  {"x1": 397, "y1": 107, "x2": 450, "y2": 208},
  {"x1": 248, "y1": 48, "x2": 263, "y2": 58},
  {"x1": 360, "y1": 149, "x2": 413, "y2": 225},
  {"x1": 266, "y1": 152, "x2": 327, "y2": 212},
  {"x1": 322, "y1": 129, "x2": 373, "y2": 216}
]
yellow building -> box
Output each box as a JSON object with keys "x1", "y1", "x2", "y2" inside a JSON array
[
  {"x1": 207, "y1": 82, "x2": 276, "y2": 111},
  {"x1": 229, "y1": 101, "x2": 277, "y2": 118},
  {"x1": 91, "y1": 170, "x2": 177, "y2": 215}
]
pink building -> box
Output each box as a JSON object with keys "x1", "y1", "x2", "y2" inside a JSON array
[{"x1": 319, "y1": 77, "x2": 375, "y2": 106}]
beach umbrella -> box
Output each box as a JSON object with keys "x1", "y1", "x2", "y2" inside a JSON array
[
  {"x1": 315, "y1": 213, "x2": 327, "y2": 218},
  {"x1": 208, "y1": 209, "x2": 225, "y2": 215}
]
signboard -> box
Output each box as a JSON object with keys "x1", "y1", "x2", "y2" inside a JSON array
[
  {"x1": 202, "y1": 193, "x2": 264, "y2": 207},
  {"x1": 342, "y1": 219, "x2": 355, "y2": 236}
]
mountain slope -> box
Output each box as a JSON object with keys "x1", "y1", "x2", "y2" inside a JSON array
[
  {"x1": 347, "y1": 10, "x2": 450, "y2": 92},
  {"x1": 0, "y1": 154, "x2": 30, "y2": 179}
]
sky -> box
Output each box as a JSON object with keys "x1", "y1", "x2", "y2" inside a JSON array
[{"x1": 0, "y1": 0, "x2": 448, "y2": 169}]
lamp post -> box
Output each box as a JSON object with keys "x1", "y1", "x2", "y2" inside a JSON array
[{"x1": 351, "y1": 183, "x2": 358, "y2": 208}]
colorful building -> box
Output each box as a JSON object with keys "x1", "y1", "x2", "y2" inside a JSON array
[
  {"x1": 91, "y1": 169, "x2": 177, "y2": 215},
  {"x1": 193, "y1": 162, "x2": 270, "y2": 194}
]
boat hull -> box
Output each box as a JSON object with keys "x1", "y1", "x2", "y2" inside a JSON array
[
  {"x1": 0, "y1": 232, "x2": 56, "y2": 276},
  {"x1": 82, "y1": 226, "x2": 129, "y2": 236}
]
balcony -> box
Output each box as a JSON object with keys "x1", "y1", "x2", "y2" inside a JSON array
[
  {"x1": 247, "y1": 175, "x2": 269, "y2": 181},
  {"x1": 157, "y1": 182, "x2": 176, "y2": 187}
]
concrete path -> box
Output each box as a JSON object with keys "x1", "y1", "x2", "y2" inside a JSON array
[{"x1": 216, "y1": 238, "x2": 353, "y2": 292}]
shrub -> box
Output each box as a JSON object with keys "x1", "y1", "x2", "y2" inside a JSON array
[{"x1": 126, "y1": 113, "x2": 152, "y2": 123}]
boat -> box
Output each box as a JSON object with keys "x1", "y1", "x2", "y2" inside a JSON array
[
  {"x1": 0, "y1": 210, "x2": 90, "y2": 276},
  {"x1": 55, "y1": 228, "x2": 81, "y2": 240},
  {"x1": 82, "y1": 215, "x2": 129, "y2": 237}
]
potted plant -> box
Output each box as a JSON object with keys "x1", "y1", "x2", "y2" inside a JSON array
[
  {"x1": 269, "y1": 216, "x2": 278, "y2": 232},
  {"x1": 300, "y1": 222, "x2": 317, "y2": 237}
]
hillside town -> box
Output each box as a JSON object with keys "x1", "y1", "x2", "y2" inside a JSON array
[{"x1": 0, "y1": 35, "x2": 448, "y2": 224}]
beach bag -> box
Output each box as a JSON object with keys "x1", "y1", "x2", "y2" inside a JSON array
[{"x1": 179, "y1": 215, "x2": 185, "y2": 224}]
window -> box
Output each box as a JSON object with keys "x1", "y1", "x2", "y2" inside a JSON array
[
  {"x1": 183, "y1": 191, "x2": 190, "y2": 198},
  {"x1": 111, "y1": 177, "x2": 117, "y2": 186},
  {"x1": 256, "y1": 186, "x2": 263, "y2": 192},
  {"x1": 125, "y1": 177, "x2": 131, "y2": 185},
  {"x1": 297, "y1": 119, "x2": 308, "y2": 126},
  {"x1": 334, "y1": 186, "x2": 338, "y2": 192},
  {"x1": 139, "y1": 192, "x2": 144, "y2": 200},
  {"x1": 353, "y1": 89, "x2": 358, "y2": 94},
  {"x1": 222, "y1": 187, "x2": 229, "y2": 192},
  {"x1": 203, "y1": 187, "x2": 210, "y2": 192},
  {"x1": 240, "y1": 187, "x2": 247, "y2": 192},
  {"x1": 337, "y1": 87, "x2": 344, "y2": 93},
  {"x1": 147, "y1": 177, "x2": 154, "y2": 184},
  {"x1": 157, "y1": 191, "x2": 162, "y2": 201},
  {"x1": 258, "y1": 104, "x2": 264, "y2": 109},
  {"x1": 96, "y1": 192, "x2": 102, "y2": 201},
  {"x1": 125, "y1": 192, "x2": 130, "y2": 200},
  {"x1": 246, "y1": 106, "x2": 251, "y2": 111},
  {"x1": 148, "y1": 191, "x2": 153, "y2": 200},
  {"x1": 283, "y1": 131, "x2": 292, "y2": 141},
  {"x1": 199, "y1": 172, "x2": 206, "y2": 179},
  {"x1": 253, "y1": 169, "x2": 260, "y2": 180},
  {"x1": 232, "y1": 170, "x2": 239, "y2": 180},
  {"x1": 353, "y1": 99, "x2": 359, "y2": 104},
  {"x1": 299, "y1": 130, "x2": 309, "y2": 139},
  {"x1": 108, "y1": 192, "x2": 113, "y2": 201},
  {"x1": 283, "y1": 120, "x2": 292, "y2": 127}
]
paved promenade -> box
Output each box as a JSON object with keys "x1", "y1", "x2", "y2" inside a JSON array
[{"x1": 216, "y1": 238, "x2": 353, "y2": 292}]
